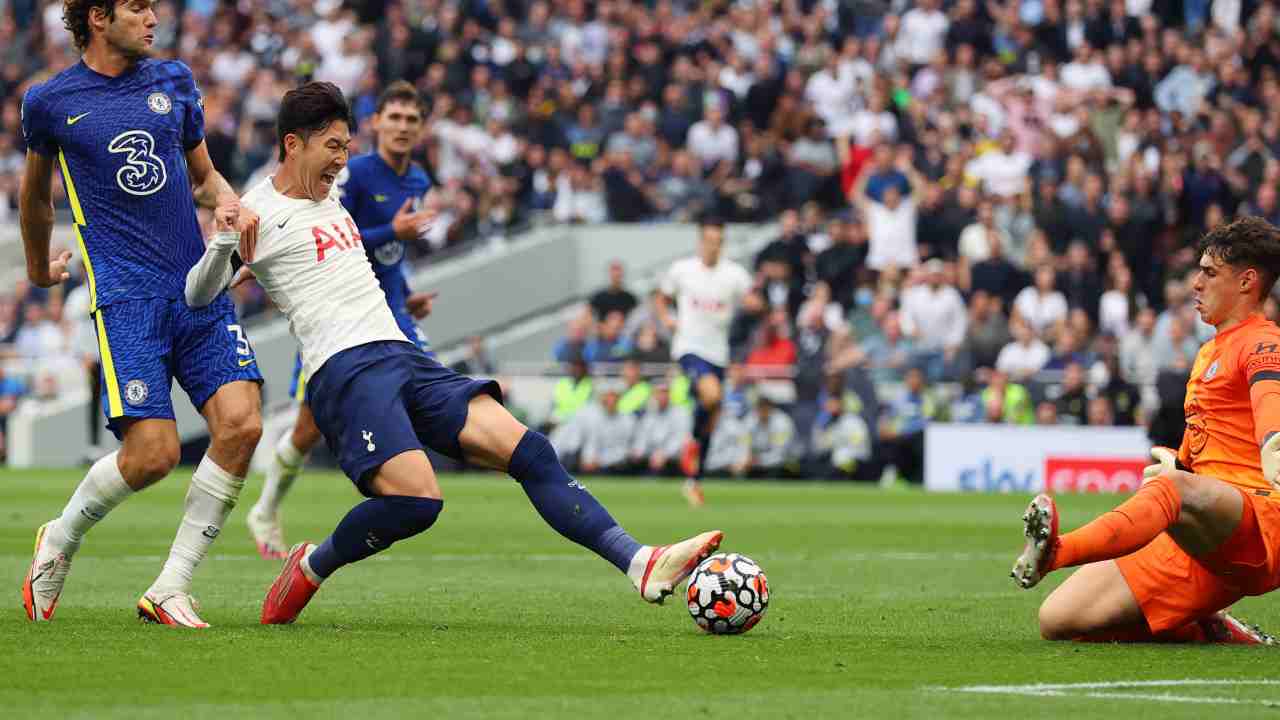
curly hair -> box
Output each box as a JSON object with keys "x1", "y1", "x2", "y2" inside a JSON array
[
  {"x1": 62, "y1": 0, "x2": 117, "y2": 52},
  {"x1": 1197, "y1": 216, "x2": 1280, "y2": 300}
]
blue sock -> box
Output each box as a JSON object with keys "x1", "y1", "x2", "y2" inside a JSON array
[
  {"x1": 508, "y1": 430, "x2": 641, "y2": 572},
  {"x1": 307, "y1": 495, "x2": 443, "y2": 579}
]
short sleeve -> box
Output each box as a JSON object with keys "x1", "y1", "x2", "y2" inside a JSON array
[
  {"x1": 21, "y1": 87, "x2": 57, "y2": 157},
  {"x1": 178, "y1": 63, "x2": 205, "y2": 151},
  {"x1": 660, "y1": 263, "x2": 680, "y2": 297}
]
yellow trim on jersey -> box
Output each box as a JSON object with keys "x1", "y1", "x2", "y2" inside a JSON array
[
  {"x1": 58, "y1": 150, "x2": 97, "y2": 312},
  {"x1": 94, "y1": 311, "x2": 123, "y2": 418}
]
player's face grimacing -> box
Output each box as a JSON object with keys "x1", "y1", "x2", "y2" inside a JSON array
[
  {"x1": 100, "y1": 0, "x2": 158, "y2": 59},
  {"x1": 294, "y1": 120, "x2": 351, "y2": 202},
  {"x1": 1191, "y1": 252, "x2": 1249, "y2": 326},
  {"x1": 373, "y1": 101, "x2": 423, "y2": 157}
]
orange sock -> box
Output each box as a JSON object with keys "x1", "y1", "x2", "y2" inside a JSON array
[{"x1": 1049, "y1": 475, "x2": 1181, "y2": 571}]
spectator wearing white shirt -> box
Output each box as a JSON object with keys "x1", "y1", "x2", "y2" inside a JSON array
[
  {"x1": 897, "y1": 0, "x2": 950, "y2": 66},
  {"x1": 1060, "y1": 44, "x2": 1112, "y2": 93},
  {"x1": 852, "y1": 149, "x2": 920, "y2": 271},
  {"x1": 1014, "y1": 266, "x2": 1070, "y2": 337},
  {"x1": 963, "y1": 133, "x2": 1033, "y2": 198},
  {"x1": 805, "y1": 53, "x2": 857, "y2": 137},
  {"x1": 686, "y1": 104, "x2": 740, "y2": 172},
  {"x1": 958, "y1": 200, "x2": 1013, "y2": 264},
  {"x1": 899, "y1": 259, "x2": 968, "y2": 380},
  {"x1": 1119, "y1": 306, "x2": 1160, "y2": 385},
  {"x1": 996, "y1": 317, "x2": 1051, "y2": 381},
  {"x1": 553, "y1": 163, "x2": 608, "y2": 224},
  {"x1": 1099, "y1": 264, "x2": 1144, "y2": 338}
]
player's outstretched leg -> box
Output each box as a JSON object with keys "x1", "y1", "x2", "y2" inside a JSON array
[
  {"x1": 140, "y1": 383, "x2": 261, "y2": 628},
  {"x1": 21, "y1": 417, "x2": 178, "y2": 622},
  {"x1": 248, "y1": 406, "x2": 320, "y2": 560},
  {"x1": 460, "y1": 395, "x2": 724, "y2": 604},
  {"x1": 261, "y1": 450, "x2": 444, "y2": 624}
]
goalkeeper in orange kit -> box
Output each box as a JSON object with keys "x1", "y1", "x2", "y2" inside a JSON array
[{"x1": 1013, "y1": 217, "x2": 1280, "y2": 644}]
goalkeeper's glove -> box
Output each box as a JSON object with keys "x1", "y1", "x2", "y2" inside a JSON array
[
  {"x1": 1142, "y1": 446, "x2": 1178, "y2": 483},
  {"x1": 1261, "y1": 433, "x2": 1280, "y2": 491}
]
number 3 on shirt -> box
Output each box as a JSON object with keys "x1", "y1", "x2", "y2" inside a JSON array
[{"x1": 226, "y1": 324, "x2": 252, "y2": 356}]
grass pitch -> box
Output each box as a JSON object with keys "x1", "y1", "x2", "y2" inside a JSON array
[{"x1": 3, "y1": 469, "x2": 1279, "y2": 719}]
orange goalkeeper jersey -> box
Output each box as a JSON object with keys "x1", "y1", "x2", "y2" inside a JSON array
[{"x1": 1180, "y1": 313, "x2": 1280, "y2": 491}]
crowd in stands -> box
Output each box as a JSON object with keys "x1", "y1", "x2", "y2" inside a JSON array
[{"x1": 1, "y1": 0, "x2": 1279, "y2": 470}]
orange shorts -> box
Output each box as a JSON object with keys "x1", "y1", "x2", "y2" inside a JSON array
[{"x1": 1116, "y1": 487, "x2": 1280, "y2": 633}]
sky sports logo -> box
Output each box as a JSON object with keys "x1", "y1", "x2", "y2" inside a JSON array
[{"x1": 954, "y1": 457, "x2": 1146, "y2": 493}]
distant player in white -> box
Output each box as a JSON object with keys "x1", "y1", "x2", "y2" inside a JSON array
[
  {"x1": 656, "y1": 220, "x2": 761, "y2": 506},
  {"x1": 186, "y1": 83, "x2": 723, "y2": 624}
]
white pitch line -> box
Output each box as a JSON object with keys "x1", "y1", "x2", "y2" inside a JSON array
[{"x1": 931, "y1": 679, "x2": 1280, "y2": 707}]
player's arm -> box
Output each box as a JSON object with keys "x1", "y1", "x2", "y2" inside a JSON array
[
  {"x1": 184, "y1": 206, "x2": 245, "y2": 307},
  {"x1": 18, "y1": 150, "x2": 71, "y2": 288},
  {"x1": 1245, "y1": 337, "x2": 1280, "y2": 488},
  {"x1": 186, "y1": 140, "x2": 259, "y2": 260}
]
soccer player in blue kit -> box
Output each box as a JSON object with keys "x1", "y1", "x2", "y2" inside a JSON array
[
  {"x1": 19, "y1": 0, "x2": 263, "y2": 628},
  {"x1": 186, "y1": 82, "x2": 723, "y2": 624},
  {"x1": 245, "y1": 80, "x2": 439, "y2": 559}
]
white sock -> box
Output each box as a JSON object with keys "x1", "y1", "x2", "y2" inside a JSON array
[
  {"x1": 151, "y1": 455, "x2": 245, "y2": 594},
  {"x1": 625, "y1": 545, "x2": 656, "y2": 587},
  {"x1": 48, "y1": 451, "x2": 133, "y2": 554},
  {"x1": 253, "y1": 434, "x2": 308, "y2": 518},
  {"x1": 299, "y1": 545, "x2": 324, "y2": 586}
]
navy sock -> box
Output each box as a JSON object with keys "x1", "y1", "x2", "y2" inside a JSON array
[
  {"x1": 508, "y1": 430, "x2": 641, "y2": 572},
  {"x1": 692, "y1": 405, "x2": 714, "y2": 479},
  {"x1": 307, "y1": 495, "x2": 443, "y2": 579}
]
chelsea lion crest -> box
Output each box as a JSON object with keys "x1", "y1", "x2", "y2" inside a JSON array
[
  {"x1": 124, "y1": 380, "x2": 149, "y2": 406},
  {"x1": 147, "y1": 92, "x2": 172, "y2": 115},
  {"x1": 1203, "y1": 359, "x2": 1220, "y2": 381}
]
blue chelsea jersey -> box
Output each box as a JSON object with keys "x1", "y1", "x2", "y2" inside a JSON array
[
  {"x1": 337, "y1": 152, "x2": 431, "y2": 339},
  {"x1": 22, "y1": 59, "x2": 207, "y2": 313}
]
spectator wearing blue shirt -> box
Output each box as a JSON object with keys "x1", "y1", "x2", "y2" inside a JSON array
[
  {"x1": 0, "y1": 365, "x2": 26, "y2": 461},
  {"x1": 877, "y1": 367, "x2": 943, "y2": 484}
]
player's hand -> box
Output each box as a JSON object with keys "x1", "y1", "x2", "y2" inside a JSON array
[
  {"x1": 392, "y1": 199, "x2": 438, "y2": 241},
  {"x1": 1142, "y1": 446, "x2": 1178, "y2": 483},
  {"x1": 32, "y1": 250, "x2": 73, "y2": 288},
  {"x1": 236, "y1": 205, "x2": 260, "y2": 263},
  {"x1": 406, "y1": 291, "x2": 438, "y2": 319}
]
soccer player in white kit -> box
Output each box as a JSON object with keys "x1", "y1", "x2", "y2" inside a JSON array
[
  {"x1": 656, "y1": 220, "x2": 761, "y2": 506},
  {"x1": 185, "y1": 82, "x2": 723, "y2": 624}
]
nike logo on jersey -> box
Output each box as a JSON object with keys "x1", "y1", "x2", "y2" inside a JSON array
[
  {"x1": 66, "y1": 112, "x2": 90, "y2": 125},
  {"x1": 373, "y1": 194, "x2": 388, "y2": 202},
  {"x1": 277, "y1": 218, "x2": 288, "y2": 229},
  {"x1": 238, "y1": 358, "x2": 256, "y2": 367}
]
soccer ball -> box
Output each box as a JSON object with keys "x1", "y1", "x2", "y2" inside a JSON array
[{"x1": 686, "y1": 552, "x2": 769, "y2": 634}]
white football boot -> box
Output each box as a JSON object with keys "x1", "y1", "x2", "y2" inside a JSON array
[
  {"x1": 631, "y1": 530, "x2": 724, "y2": 604},
  {"x1": 22, "y1": 521, "x2": 73, "y2": 622},
  {"x1": 1012, "y1": 494, "x2": 1060, "y2": 589},
  {"x1": 137, "y1": 589, "x2": 210, "y2": 628},
  {"x1": 247, "y1": 506, "x2": 288, "y2": 560}
]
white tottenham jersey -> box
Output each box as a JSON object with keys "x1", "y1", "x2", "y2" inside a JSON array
[
  {"x1": 660, "y1": 256, "x2": 752, "y2": 367},
  {"x1": 241, "y1": 177, "x2": 407, "y2": 376}
]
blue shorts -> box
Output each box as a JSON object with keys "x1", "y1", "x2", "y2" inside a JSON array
[
  {"x1": 307, "y1": 340, "x2": 501, "y2": 493},
  {"x1": 289, "y1": 328, "x2": 433, "y2": 405},
  {"x1": 93, "y1": 295, "x2": 263, "y2": 439},
  {"x1": 678, "y1": 354, "x2": 726, "y2": 385}
]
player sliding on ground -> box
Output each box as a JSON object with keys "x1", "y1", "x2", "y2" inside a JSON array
[
  {"x1": 246, "y1": 80, "x2": 439, "y2": 560},
  {"x1": 21, "y1": 0, "x2": 263, "y2": 627},
  {"x1": 1013, "y1": 216, "x2": 1280, "y2": 645},
  {"x1": 186, "y1": 82, "x2": 722, "y2": 624}
]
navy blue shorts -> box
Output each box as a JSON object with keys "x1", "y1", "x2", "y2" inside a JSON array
[
  {"x1": 678, "y1": 354, "x2": 726, "y2": 385},
  {"x1": 307, "y1": 340, "x2": 502, "y2": 494},
  {"x1": 289, "y1": 323, "x2": 433, "y2": 405},
  {"x1": 94, "y1": 295, "x2": 263, "y2": 439}
]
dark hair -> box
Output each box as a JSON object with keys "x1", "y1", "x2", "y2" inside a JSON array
[
  {"x1": 277, "y1": 82, "x2": 353, "y2": 161},
  {"x1": 376, "y1": 79, "x2": 425, "y2": 115},
  {"x1": 1197, "y1": 216, "x2": 1280, "y2": 300},
  {"x1": 63, "y1": 0, "x2": 117, "y2": 51}
]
